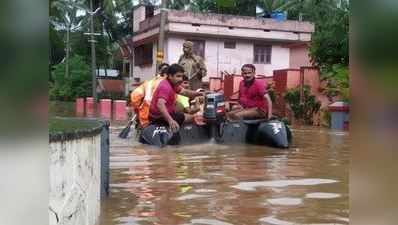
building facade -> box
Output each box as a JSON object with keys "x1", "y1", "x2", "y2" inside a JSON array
[{"x1": 127, "y1": 5, "x2": 315, "y2": 84}]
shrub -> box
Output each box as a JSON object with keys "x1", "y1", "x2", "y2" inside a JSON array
[
  {"x1": 49, "y1": 55, "x2": 92, "y2": 101},
  {"x1": 284, "y1": 85, "x2": 321, "y2": 125}
]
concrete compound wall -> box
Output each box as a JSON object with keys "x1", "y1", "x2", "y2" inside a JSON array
[{"x1": 49, "y1": 120, "x2": 109, "y2": 225}]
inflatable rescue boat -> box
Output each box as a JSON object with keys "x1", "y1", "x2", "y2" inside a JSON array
[{"x1": 138, "y1": 93, "x2": 292, "y2": 149}]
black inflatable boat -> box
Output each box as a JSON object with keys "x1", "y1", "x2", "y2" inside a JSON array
[
  {"x1": 140, "y1": 119, "x2": 292, "y2": 148},
  {"x1": 139, "y1": 92, "x2": 292, "y2": 149}
]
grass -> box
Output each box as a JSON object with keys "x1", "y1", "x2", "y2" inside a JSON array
[{"x1": 49, "y1": 117, "x2": 101, "y2": 134}]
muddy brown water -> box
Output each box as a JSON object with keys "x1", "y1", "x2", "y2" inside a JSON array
[{"x1": 99, "y1": 126, "x2": 349, "y2": 225}]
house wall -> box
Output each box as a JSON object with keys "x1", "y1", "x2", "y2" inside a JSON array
[
  {"x1": 164, "y1": 35, "x2": 290, "y2": 80},
  {"x1": 290, "y1": 45, "x2": 312, "y2": 69},
  {"x1": 133, "y1": 6, "x2": 146, "y2": 33},
  {"x1": 168, "y1": 23, "x2": 311, "y2": 42}
]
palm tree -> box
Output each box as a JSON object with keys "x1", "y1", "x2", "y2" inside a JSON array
[{"x1": 50, "y1": 0, "x2": 88, "y2": 78}]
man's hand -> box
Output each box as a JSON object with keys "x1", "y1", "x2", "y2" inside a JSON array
[{"x1": 168, "y1": 119, "x2": 180, "y2": 133}]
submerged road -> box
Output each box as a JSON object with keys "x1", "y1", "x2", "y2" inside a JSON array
[{"x1": 99, "y1": 125, "x2": 349, "y2": 225}]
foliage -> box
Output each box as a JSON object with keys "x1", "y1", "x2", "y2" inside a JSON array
[
  {"x1": 168, "y1": 0, "x2": 257, "y2": 16},
  {"x1": 50, "y1": 55, "x2": 92, "y2": 101},
  {"x1": 284, "y1": 85, "x2": 321, "y2": 124},
  {"x1": 99, "y1": 0, "x2": 135, "y2": 42},
  {"x1": 69, "y1": 31, "x2": 110, "y2": 67},
  {"x1": 50, "y1": 0, "x2": 120, "y2": 76},
  {"x1": 50, "y1": 22, "x2": 65, "y2": 67},
  {"x1": 50, "y1": 0, "x2": 88, "y2": 30},
  {"x1": 320, "y1": 64, "x2": 349, "y2": 102},
  {"x1": 287, "y1": 0, "x2": 349, "y2": 69}
]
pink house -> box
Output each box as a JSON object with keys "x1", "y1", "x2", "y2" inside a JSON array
[{"x1": 125, "y1": 5, "x2": 315, "y2": 89}]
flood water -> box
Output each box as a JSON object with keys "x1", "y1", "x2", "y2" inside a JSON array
[{"x1": 99, "y1": 126, "x2": 349, "y2": 225}]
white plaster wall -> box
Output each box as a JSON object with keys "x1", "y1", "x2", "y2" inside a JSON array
[
  {"x1": 165, "y1": 37, "x2": 185, "y2": 66},
  {"x1": 165, "y1": 36, "x2": 290, "y2": 80},
  {"x1": 255, "y1": 44, "x2": 290, "y2": 76},
  {"x1": 49, "y1": 135, "x2": 101, "y2": 225},
  {"x1": 168, "y1": 23, "x2": 311, "y2": 42},
  {"x1": 133, "y1": 6, "x2": 146, "y2": 32}
]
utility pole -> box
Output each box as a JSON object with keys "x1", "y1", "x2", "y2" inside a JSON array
[
  {"x1": 157, "y1": 0, "x2": 167, "y2": 72},
  {"x1": 89, "y1": 0, "x2": 97, "y2": 101},
  {"x1": 84, "y1": 1, "x2": 101, "y2": 101}
]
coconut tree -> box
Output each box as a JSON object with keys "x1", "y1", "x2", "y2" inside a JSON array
[{"x1": 50, "y1": 0, "x2": 88, "y2": 78}]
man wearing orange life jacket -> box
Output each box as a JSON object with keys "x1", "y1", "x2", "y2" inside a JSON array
[{"x1": 130, "y1": 63, "x2": 169, "y2": 128}]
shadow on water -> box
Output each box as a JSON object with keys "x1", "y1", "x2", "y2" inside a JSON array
[{"x1": 99, "y1": 125, "x2": 349, "y2": 225}]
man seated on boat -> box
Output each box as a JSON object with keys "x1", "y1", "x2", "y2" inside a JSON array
[
  {"x1": 176, "y1": 75, "x2": 202, "y2": 123},
  {"x1": 130, "y1": 63, "x2": 169, "y2": 128},
  {"x1": 149, "y1": 64, "x2": 204, "y2": 133},
  {"x1": 226, "y1": 64, "x2": 273, "y2": 121}
]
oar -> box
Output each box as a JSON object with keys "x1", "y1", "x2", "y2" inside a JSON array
[{"x1": 118, "y1": 114, "x2": 137, "y2": 139}]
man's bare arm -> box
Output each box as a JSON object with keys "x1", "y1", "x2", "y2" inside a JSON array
[
  {"x1": 179, "y1": 88, "x2": 203, "y2": 99},
  {"x1": 157, "y1": 98, "x2": 180, "y2": 132},
  {"x1": 157, "y1": 99, "x2": 173, "y2": 123},
  {"x1": 264, "y1": 93, "x2": 273, "y2": 119}
]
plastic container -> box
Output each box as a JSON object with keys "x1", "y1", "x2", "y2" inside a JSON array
[
  {"x1": 329, "y1": 101, "x2": 349, "y2": 130},
  {"x1": 271, "y1": 11, "x2": 287, "y2": 21}
]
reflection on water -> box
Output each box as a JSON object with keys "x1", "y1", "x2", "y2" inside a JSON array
[{"x1": 99, "y1": 126, "x2": 349, "y2": 225}]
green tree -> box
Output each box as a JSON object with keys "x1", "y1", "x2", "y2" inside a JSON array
[
  {"x1": 283, "y1": 0, "x2": 350, "y2": 102},
  {"x1": 49, "y1": 26, "x2": 65, "y2": 68},
  {"x1": 50, "y1": 0, "x2": 88, "y2": 78},
  {"x1": 50, "y1": 55, "x2": 92, "y2": 101},
  {"x1": 288, "y1": 0, "x2": 349, "y2": 69},
  {"x1": 321, "y1": 64, "x2": 349, "y2": 102}
]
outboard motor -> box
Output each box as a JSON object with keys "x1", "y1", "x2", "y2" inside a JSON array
[
  {"x1": 204, "y1": 93, "x2": 225, "y2": 121},
  {"x1": 203, "y1": 93, "x2": 225, "y2": 140}
]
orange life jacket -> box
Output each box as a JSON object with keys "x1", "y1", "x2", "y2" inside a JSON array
[{"x1": 130, "y1": 77, "x2": 163, "y2": 128}]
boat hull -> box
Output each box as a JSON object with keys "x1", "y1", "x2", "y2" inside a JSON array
[{"x1": 140, "y1": 120, "x2": 292, "y2": 149}]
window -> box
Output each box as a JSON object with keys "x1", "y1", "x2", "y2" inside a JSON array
[
  {"x1": 145, "y1": 5, "x2": 154, "y2": 18},
  {"x1": 224, "y1": 41, "x2": 236, "y2": 49},
  {"x1": 134, "y1": 43, "x2": 153, "y2": 66},
  {"x1": 254, "y1": 45, "x2": 272, "y2": 64},
  {"x1": 186, "y1": 39, "x2": 205, "y2": 58}
]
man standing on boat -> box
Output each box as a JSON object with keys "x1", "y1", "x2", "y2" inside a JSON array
[
  {"x1": 149, "y1": 64, "x2": 204, "y2": 133},
  {"x1": 178, "y1": 41, "x2": 207, "y2": 91},
  {"x1": 226, "y1": 64, "x2": 273, "y2": 121}
]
